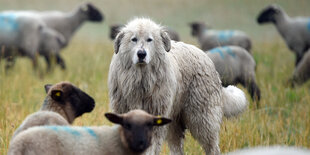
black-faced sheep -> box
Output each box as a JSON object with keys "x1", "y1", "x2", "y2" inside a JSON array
[
  {"x1": 8, "y1": 109, "x2": 172, "y2": 155},
  {"x1": 0, "y1": 12, "x2": 65, "y2": 70},
  {"x1": 189, "y1": 21, "x2": 252, "y2": 52},
  {"x1": 206, "y1": 46, "x2": 261, "y2": 102},
  {"x1": 109, "y1": 24, "x2": 180, "y2": 41},
  {"x1": 11, "y1": 81, "x2": 95, "y2": 138},
  {"x1": 257, "y1": 4, "x2": 310, "y2": 66}
]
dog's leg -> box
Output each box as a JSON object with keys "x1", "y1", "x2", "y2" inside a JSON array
[{"x1": 167, "y1": 119, "x2": 185, "y2": 155}]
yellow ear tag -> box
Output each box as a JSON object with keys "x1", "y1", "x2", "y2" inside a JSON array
[
  {"x1": 156, "y1": 119, "x2": 162, "y2": 125},
  {"x1": 55, "y1": 92, "x2": 61, "y2": 97}
]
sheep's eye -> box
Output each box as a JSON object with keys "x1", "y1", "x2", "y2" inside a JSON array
[
  {"x1": 131, "y1": 38, "x2": 138, "y2": 42},
  {"x1": 147, "y1": 38, "x2": 153, "y2": 42}
]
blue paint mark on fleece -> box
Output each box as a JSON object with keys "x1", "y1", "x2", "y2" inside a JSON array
[
  {"x1": 45, "y1": 126, "x2": 81, "y2": 136},
  {"x1": 209, "y1": 46, "x2": 236, "y2": 59},
  {"x1": 0, "y1": 13, "x2": 19, "y2": 32},
  {"x1": 218, "y1": 31, "x2": 235, "y2": 41},
  {"x1": 83, "y1": 127, "x2": 97, "y2": 139},
  {"x1": 209, "y1": 47, "x2": 225, "y2": 59}
]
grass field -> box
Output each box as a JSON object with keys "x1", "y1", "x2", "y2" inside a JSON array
[{"x1": 1, "y1": 0, "x2": 310, "y2": 154}]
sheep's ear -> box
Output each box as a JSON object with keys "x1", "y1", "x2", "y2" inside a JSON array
[
  {"x1": 51, "y1": 90, "x2": 63, "y2": 101},
  {"x1": 44, "y1": 84, "x2": 53, "y2": 93},
  {"x1": 114, "y1": 32, "x2": 125, "y2": 54},
  {"x1": 153, "y1": 116, "x2": 172, "y2": 126},
  {"x1": 160, "y1": 30, "x2": 171, "y2": 52},
  {"x1": 105, "y1": 113, "x2": 123, "y2": 125}
]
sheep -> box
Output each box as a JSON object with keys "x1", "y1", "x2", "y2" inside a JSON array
[
  {"x1": 11, "y1": 81, "x2": 95, "y2": 139},
  {"x1": 0, "y1": 12, "x2": 65, "y2": 70},
  {"x1": 225, "y1": 146, "x2": 310, "y2": 155},
  {"x1": 189, "y1": 21, "x2": 252, "y2": 52},
  {"x1": 36, "y1": 2, "x2": 104, "y2": 69},
  {"x1": 257, "y1": 4, "x2": 310, "y2": 66},
  {"x1": 289, "y1": 51, "x2": 310, "y2": 86},
  {"x1": 8, "y1": 109, "x2": 172, "y2": 155},
  {"x1": 206, "y1": 46, "x2": 261, "y2": 102},
  {"x1": 109, "y1": 24, "x2": 180, "y2": 41}
]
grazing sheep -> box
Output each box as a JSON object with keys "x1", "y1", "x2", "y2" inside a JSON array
[
  {"x1": 109, "y1": 18, "x2": 248, "y2": 155},
  {"x1": 0, "y1": 12, "x2": 65, "y2": 70},
  {"x1": 189, "y1": 21, "x2": 252, "y2": 52},
  {"x1": 8, "y1": 109, "x2": 172, "y2": 155},
  {"x1": 109, "y1": 24, "x2": 180, "y2": 41},
  {"x1": 11, "y1": 81, "x2": 95, "y2": 138},
  {"x1": 290, "y1": 51, "x2": 310, "y2": 86},
  {"x1": 257, "y1": 4, "x2": 310, "y2": 65},
  {"x1": 225, "y1": 146, "x2": 310, "y2": 155},
  {"x1": 206, "y1": 46, "x2": 261, "y2": 101}
]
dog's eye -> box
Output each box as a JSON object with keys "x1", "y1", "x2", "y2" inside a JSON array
[
  {"x1": 147, "y1": 38, "x2": 153, "y2": 42},
  {"x1": 131, "y1": 38, "x2": 138, "y2": 42}
]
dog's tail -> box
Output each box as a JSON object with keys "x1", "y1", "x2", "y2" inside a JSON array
[{"x1": 222, "y1": 85, "x2": 248, "y2": 118}]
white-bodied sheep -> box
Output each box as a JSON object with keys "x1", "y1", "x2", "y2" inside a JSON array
[
  {"x1": 109, "y1": 24, "x2": 180, "y2": 41},
  {"x1": 257, "y1": 4, "x2": 310, "y2": 65},
  {"x1": 8, "y1": 109, "x2": 172, "y2": 155},
  {"x1": 206, "y1": 46, "x2": 261, "y2": 102},
  {"x1": 11, "y1": 81, "x2": 95, "y2": 138},
  {"x1": 189, "y1": 21, "x2": 252, "y2": 52},
  {"x1": 109, "y1": 18, "x2": 248, "y2": 155},
  {"x1": 225, "y1": 146, "x2": 310, "y2": 155},
  {"x1": 290, "y1": 51, "x2": 310, "y2": 86},
  {"x1": 0, "y1": 12, "x2": 65, "y2": 70}
]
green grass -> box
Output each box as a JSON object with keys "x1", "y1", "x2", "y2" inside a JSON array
[{"x1": 1, "y1": 0, "x2": 310, "y2": 154}]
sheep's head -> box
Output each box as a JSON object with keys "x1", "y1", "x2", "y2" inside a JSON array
[
  {"x1": 257, "y1": 4, "x2": 283, "y2": 24},
  {"x1": 189, "y1": 21, "x2": 210, "y2": 37},
  {"x1": 80, "y1": 2, "x2": 104, "y2": 22},
  {"x1": 105, "y1": 110, "x2": 171, "y2": 153},
  {"x1": 110, "y1": 24, "x2": 124, "y2": 40},
  {"x1": 42, "y1": 82, "x2": 95, "y2": 124}
]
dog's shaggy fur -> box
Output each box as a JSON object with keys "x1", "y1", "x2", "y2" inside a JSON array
[{"x1": 108, "y1": 18, "x2": 248, "y2": 155}]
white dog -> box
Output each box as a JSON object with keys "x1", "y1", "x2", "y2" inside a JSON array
[{"x1": 108, "y1": 18, "x2": 248, "y2": 155}]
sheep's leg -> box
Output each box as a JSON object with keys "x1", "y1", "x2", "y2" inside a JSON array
[
  {"x1": 296, "y1": 53, "x2": 303, "y2": 66},
  {"x1": 167, "y1": 118, "x2": 185, "y2": 155},
  {"x1": 56, "y1": 54, "x2": 66, "y2": 70},
  {"x1": 5, "y1": 56, "x2": 16, "y2": 70},
  {"x1": 44, "y1": 55, "x2": 52, "y2": 71}
]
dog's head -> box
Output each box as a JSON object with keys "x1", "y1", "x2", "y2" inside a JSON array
[
  {"x1": 42, "y1": 82, "x2": 95, "y2": 123},
  {"x1": 257, "y1": 4, "x2": 283, "y2": 24},
  {"x1": 114, "y1": 18, "x2": 171, "y2": 66}
]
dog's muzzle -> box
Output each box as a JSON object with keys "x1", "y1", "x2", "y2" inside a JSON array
[{"x1": 137, "y1": 50, "x2": 147, "y2": 63}]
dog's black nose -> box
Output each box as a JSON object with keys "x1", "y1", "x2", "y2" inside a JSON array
[{"x1": 137, "y1": 50, "x2": 146, "y2": 59}]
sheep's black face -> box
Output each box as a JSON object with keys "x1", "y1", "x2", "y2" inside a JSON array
[
  {"x1": 69, "y1": 86, "x2": 95, "y2": 117},
  {"x1": 110, "y1": 25, "x2": 123, "y2": 40},
  {"x1": 83, "y1": 3, "x2": 103, "y2": 22},
  {"x1": 257, "y1": 5, "x2": 280, "y2": 24},
  {"x1": 189, "y1": 22, "x2": 206, "y2": 37},
  {"x1": 122, "y1": 121, "x2": 153, "y2": 153}
]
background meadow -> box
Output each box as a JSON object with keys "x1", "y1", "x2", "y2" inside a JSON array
[{"x1": 1, "y1": 0, "x2": 310, "y2": 154}]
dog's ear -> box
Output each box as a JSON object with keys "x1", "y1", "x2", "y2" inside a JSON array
[
  {"x1": 114, "y1": 31, "x2": 125, "y2": 54},
  {"x1": 160, "y1": 30, "x2": 171, "y2": 52}
]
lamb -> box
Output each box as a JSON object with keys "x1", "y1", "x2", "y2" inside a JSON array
[
  {"x1": 109, "y1": 18, "x2": 248, "y2": 155},
  {"x1": 11, "y1": 81, "x2": 95, "y2": 138},
  {"x1": 109, "y1": 24, "x2": 180, "y2": 41},
  {"x1": 289, "y1": 51, "x2": 310, "y2": 86},
  {"x1": 189, "y1": 21, "x2": 252, "y2": 52},
  {"x1": 257, "y1": 4, "x2": 310, "y2": 65},
  {"x1": 206, "y1": 46, "x2": 261, "y2": 102},
  {"x1": 0, "y1": 12, "x2": 65, "y2": 70},
  {"x1": 225, "y1": 146, "x2": 310, "y2": 155},
  {"x1": 8, "y1": 109, "x2": 172, "y2": 155}
]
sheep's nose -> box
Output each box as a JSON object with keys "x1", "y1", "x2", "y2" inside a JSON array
[{"x1": 137, "y1": 50, "x2": 146, "y2": 59}]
